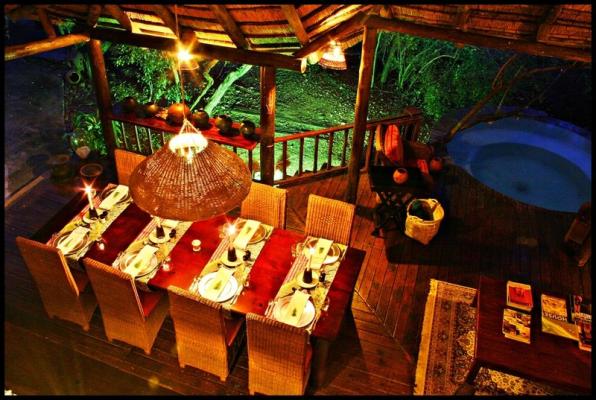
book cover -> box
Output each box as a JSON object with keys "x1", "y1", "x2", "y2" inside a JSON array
[
  {"x1": 502, "y1": 308, "x2": 531, "y2": 344},
  {"x1": 541, "y1": 294, "x2": 578, "y2": 340},
  {"x1": 506, "y1": 281, "x2": 533, "y2": 311},
  {"x1": 576, "y1": 319, "x2": 592, "y2": 352},
  {"x1": 569, "y1": 294, "x2": 592, "y2": 322}
]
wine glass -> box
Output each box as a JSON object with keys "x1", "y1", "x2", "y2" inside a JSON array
[
  {"x1": 322, "y1": 296, "x2": 331, "y2": 312},
  {"x1": 291, "y1": 242, "x2": 304, "y2": 260}
]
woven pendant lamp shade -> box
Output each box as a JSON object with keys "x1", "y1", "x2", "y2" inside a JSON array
[
  {"x1": 319, "y1": 41, "x2": 347, "y2": 70},
  {"x1": 129, "y1": 138, "x2": 252, "y2": 222}
]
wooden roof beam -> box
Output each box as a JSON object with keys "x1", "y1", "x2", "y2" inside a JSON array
[
  {"x1": 90, "y1": 28, "x2": 306, "y2": 72},
  {"x1": 104, "y1": 4, "x2": 132, "y2": 32},
  {"x1": 294, "y1": 11, "x2": 369, "y2": 59},
  {"x1": 36, "y1": 7, "x2": 56, "y2": 38},
  {"x1": 280, "y1": 5, "x2": 310, "y2": 46},
  {"x1": 209, "y1": 5, "x2": 250, "y2": 49},
  {"x1": 536, "y1": 5, "x2": 564, "y2": 43},
  {"x1": 5, "y1": 33, "x2": 90, "y2": 61},
  {"x1": 150, "y1": 4, "x2": 195, "y2": 43},
  {"x1": 87, "y1": 5, "x2": 102, "y2": 28},
  {"x1": 455, "y1": 5, "x2": 471, "y2": 32},
  {"x1": 365, "y1": 15, "x2": 591, "y2": 63}
]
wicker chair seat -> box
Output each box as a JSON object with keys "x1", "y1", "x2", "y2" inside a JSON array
[{"x1": 138, "y1": 290, "x2": 165, "y2": 318}]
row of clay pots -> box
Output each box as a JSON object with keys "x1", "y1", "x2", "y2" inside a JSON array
[{"x1": 121, "y1": 97, "x2": 259, "y2": 141}]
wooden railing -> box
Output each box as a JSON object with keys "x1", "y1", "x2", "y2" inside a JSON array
[
  {"x1": 273, "y1": 107, "x2": 423, "y2": 186},
  {"x1": 108, "y1": 107, "x2": 423, "y2": 187},
  {"x1": 109, "y1": 110, "x2": 259, "y2": 175}
]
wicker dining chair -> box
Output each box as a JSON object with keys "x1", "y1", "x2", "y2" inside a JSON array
[
  {"x1": 15, "y1": 236, "x2": 97, "y2": 331},
  {"x1": 82, "y1": 258, "x2": 168, "y2": 354},
  {"x1": 240, "y1": 181, "x2": 288, "y2": 229},
  {"x1": 167, "y1": 286, "x2": 245, "y2": 382},
  {"x1": 304, "y1": 194, "x2": 356, "y2": 246},
  {"x1": 246, "y1": 313, "x2": 313, "y2": 395},
  {"x1": 114, "y1": 148, "x2": 146, "y2": 185}
]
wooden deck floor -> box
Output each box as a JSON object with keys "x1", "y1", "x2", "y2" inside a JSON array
[{"x1": 4, "y1": 164, "x2": 591, "y2": 395}]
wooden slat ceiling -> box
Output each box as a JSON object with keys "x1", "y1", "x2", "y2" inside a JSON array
[{"x1": 5, "y1": 4, "x2": 592, "y2": 61}]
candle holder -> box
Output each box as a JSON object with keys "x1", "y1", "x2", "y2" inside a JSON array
[
  {"x1": 89, "y1": 207, "x2": 99, "y2": 219},
  {"x1": 161, "y1": 256, "x2": 173, "y2": 273},
  {"x1": 227, "y1": 246, "x2": 238, "y2": 262},
  {"x1": 192, "y1": 239, "x2": 202, "y2": 252},
  {"x1": 156, "y1": 224, "x2": 165, "y2": 239},
  {"x1": 303, "y1": 266, "x2": 313, "y2": 284}
]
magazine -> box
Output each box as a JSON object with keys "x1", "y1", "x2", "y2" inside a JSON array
[
  {"x1": 541, "y1": 294, "x2": 578, "y2": 340},
  {"x1": 506, "y1": 281, "x2": 533, "y2": 312},
  {"x1": 502, "y1": 307, "x2": 531, "y2": 344},
  {"x1": 576, "y1": 318, "x2": 592, "y2": 352}
]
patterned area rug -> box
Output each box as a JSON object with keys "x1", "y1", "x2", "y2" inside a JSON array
[{"x1": 414, "y1": 279, "x2": 559, "y2": 395}]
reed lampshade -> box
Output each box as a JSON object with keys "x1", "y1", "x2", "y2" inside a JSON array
[
  {"x1": 319, "y1": 41, "x2": 347, "y2": 70},
  {"x1": 129, "y1": 135, "x2": 252, "y2": 222}
]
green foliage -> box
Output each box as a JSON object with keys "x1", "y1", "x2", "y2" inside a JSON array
[
  {"x1": 71, "y1": 111, "x2": 109, "y2": 156},
  {"x1": 106, "y1": 44, "x2": 192, "y2": 104}
]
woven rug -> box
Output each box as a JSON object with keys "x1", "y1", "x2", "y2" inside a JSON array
[{"x1": 414, "y1": 279, "x2": 559, "y2": 395}]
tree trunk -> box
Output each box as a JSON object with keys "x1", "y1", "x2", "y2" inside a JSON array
[{"x1": 204, "y1": 64, "x2": 253, "y2": 115}]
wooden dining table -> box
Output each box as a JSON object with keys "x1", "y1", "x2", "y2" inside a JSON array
[{"x1": 32, "y1": 182, "x2": 366, "y2": 388}]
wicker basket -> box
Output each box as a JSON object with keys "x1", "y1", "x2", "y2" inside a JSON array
[{"x1": 405, "y1": 199, "x2": 444, "y2": 245}]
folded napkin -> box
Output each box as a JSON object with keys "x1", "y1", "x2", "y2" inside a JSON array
[
  {"x1": 125, "y1": 245, "x2": 158, "y2": 277},
  {"x1": 283, "y1": 290, "x2": 310, "y2": 326},
  {"x1": 310, "y1": 238, "x2": 333, "y2": 270},
  {"x1": 161, "y1": 219, "x2": 179, "y2": 229},
  {"x1": 99, "y1": 185, "x2": 129, "y2": 210},
  {"x1": 203, "y1": 267, "x2": 234, "y2": 301},
  {"x1": 57, "y1": 226, "x2": 90, "y2": 254},
  {"x1": 234, "y1": 219, "x2": 261, "y2": 250}
]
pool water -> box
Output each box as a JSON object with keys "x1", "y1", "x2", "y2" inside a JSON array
[
  {"x1": 470, "y1": 143, "x2": 591, "y2": 212},
  {"x1": 447, "y1": 117, "x2": 591, "y2": 213}
]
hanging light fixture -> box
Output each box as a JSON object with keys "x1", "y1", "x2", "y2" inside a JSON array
[
  {"x1": 176, "y1": 42, "x2": 199, "y2": 71},
  {"x1": 319, "y1": 40, "x2": 347, "y2": 70},
  {"x1": 128, "y1": 6, "x2": 252, "y2": 221}
]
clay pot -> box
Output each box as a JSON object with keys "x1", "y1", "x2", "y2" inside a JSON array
[
  {"x1": 167, "y1": 103, "x2": 191, "y2": 125},
  {"x1": 215, "y1": 114, "x2": 235, "y2": 136},
  {"x1": 192, "y1": 109, "x2": 210, "y2": 129},
  {"x1": 143, "y1": 102, "x2": 160, "y2": 118},
  {"x1": 239, "y1": 120, "x2": 260, "y2": 141},
  {"x1": 122, "y1": 97, "x2": 138, "y2": 113},
  {"x1": 392, "y1": 167, "x2": 409, "y2": 184},
  {"x1": 429, "y1": 156, "x2": 443, "y2": 172}
]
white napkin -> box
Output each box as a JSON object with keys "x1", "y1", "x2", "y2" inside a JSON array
[
  {"x1": 310, "y1": 238, "x2": 333, "y2": 270},
  {"x1": 125, "y1": 245, "x2": 158, "y2": 277},
  {"x1": 161, "y1": 219, "x2": 179, "y2": 229},
  {"x1": 234, "y1": 220, "x2": 261, "y2": 250},
  {"x1": 283, "y1": 290, "x2": 310, "y2": 326},
  {"x1": 99, "y1": 185, "x2": 129, "y2": 210},
  {"x1": 57, "y1": 226, "x2": 90, "y2": 254},
  {"x1": 203, "y1": 268, "x2": 234, "y2": 301}
]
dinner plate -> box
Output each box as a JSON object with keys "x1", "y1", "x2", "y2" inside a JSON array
[
  {"x1": 236, "y1": 220, "x2": 268, "y2": 244},
  {"x1": 53, "y1": 230, "x2": 89, "y2": 256},
  {"x1": 221, "y1": 249, "x2": 243, "y2": 267},
  {"x1": 121, "y1": 250, "x2": 159, "y2": 277},
  {"x1": 100, "y1": 186, "x2": 131, "y2": 205},
  {"x1": 149, "y1": 228, "x2": 171, "y2": 244},
  {"x1": 302, "y1": 238, "x2": 341, "y2": 265},
  {"x1": 297, "y1": 271, "x2": 320, "y2": 289},
  {"x1": 197, "y1": 272, "x2": 239, "y2": 303},
  {"x1": 273, "y1": 297, "x2": 316, "y2": 328}
]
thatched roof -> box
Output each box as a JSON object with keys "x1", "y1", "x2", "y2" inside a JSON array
[{"x1": 5, "y1": 4, "x2": 592, "y2": 65}]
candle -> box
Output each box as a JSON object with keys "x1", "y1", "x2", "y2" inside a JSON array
[
  {"x1": 192, "y1": 239, "x2": 202, "y2": 252},
  {"x1": 308, "y1": 246, "x2": 315, "y2": 270},
  {"x1": 85, "y1": 186, "x2": 94, "y2": 209},
  {"x1": 226, "y1": 223, "x2": 237, "y2": 250},
  {"x1": 97, "y1": 239, "x2": 105, "y2": 251}
]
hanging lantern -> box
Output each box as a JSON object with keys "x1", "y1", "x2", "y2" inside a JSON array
[
  {"x1": 129, "y1": 119, "x2": 252, "y2": 221},
  {"x1": 319, "y1": 40, "x2": 347, "y2": 70}
]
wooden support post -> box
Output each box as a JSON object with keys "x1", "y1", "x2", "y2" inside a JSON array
[
  {"x1": 88, "y1": 39, "x2": 116, "y2": 156},
  {"x1": 259, "y1": 66, "x2": 276, "y2": 185},
  {"x1": 4, "y1": 33, "x2": 90, "y2": 61},
  {"x1": 345, "y1": 27, "x2": 377, "y2": 204}
]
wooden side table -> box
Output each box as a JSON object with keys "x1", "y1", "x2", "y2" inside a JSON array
[
  {"x1": 460, "y1": 277, "x2": 591, "y2": 394},
  {"x1": 368, "y1": 165, "x2": 432, "y2": 236}
]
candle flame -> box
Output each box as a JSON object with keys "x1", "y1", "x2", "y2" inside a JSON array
[
  {"x1": 308, "y1": 246, "x2": 315, "y2": 256},
  {"x1": 84, "y1": 185, "x2": 92, "y2": 194},
  {"x1": 226, "y1": 224, "x2": 236, "y2": 236}
]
